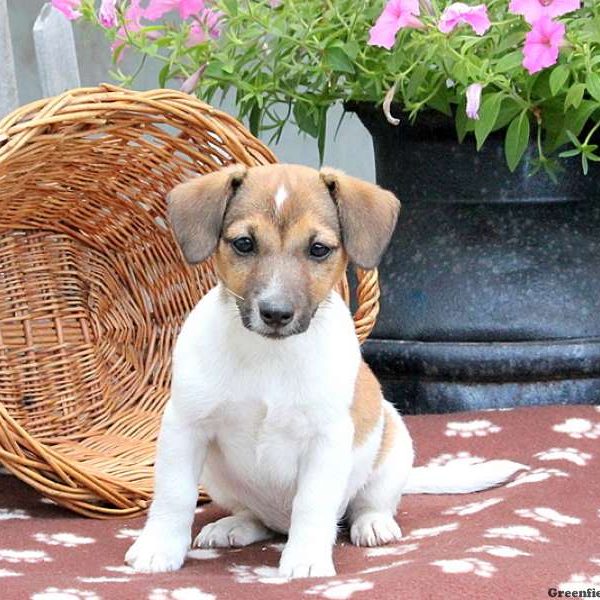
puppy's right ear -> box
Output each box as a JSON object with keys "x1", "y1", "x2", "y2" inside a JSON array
[{"x1": 167, "y1": 164, "x2": 247, "y2": 263}]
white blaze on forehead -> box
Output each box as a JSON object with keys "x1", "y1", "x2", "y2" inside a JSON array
[{"x1": 274, "y1": 184, "x2": 288, "y2": 211}]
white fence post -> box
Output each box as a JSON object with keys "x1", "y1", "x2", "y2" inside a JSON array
[
  {"x1": 0, "y1": 0, "x2": 19, "y2": 116},
  {"x1": 33, "y1": 2, "x2": 81, "y2": 97}
]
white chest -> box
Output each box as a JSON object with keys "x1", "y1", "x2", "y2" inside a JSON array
[{"x1": 173, "y1": 287, "x2": 363, "y2": 531}]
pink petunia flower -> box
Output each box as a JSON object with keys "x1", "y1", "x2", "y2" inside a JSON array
[
  {"x1": 187, "y1": 8, "x2": 223, "y2": 45},
  {"x1": 51, "y1": 0, "x2": 81, "y2": 20},
  {"x1": 145, "y1": 0, "x2": 205, "y2": 20},
  {"x1": 522, "y1": 15, "x2": 565, "y2": 74},
  {"x1": 368, "y1": 0, "x2": 422, "y2": 50},
  {"x1": 99, "y1": 0, "x2": 118, "y2": 28},
  {"x1": 509, "y1": 0, "x2": 580, "y2": 25},
  {"x1": 465, "y1": 82, "x2": 483, "y2": 119},
  {"x1": 438, "y1": 3, "x2": 491, "y2": 36}
]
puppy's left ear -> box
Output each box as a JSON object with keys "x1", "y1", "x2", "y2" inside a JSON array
[
  {"x1": 320, "y1": 167, "x2": 400, "y2": 269},
  {"x1": 167, "y1": 164, "x2": 247, "y2": 263}
]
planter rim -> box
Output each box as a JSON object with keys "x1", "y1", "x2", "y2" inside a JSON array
[{"x1": 364, "y1": 337, "x2": 600, "y2": 382}]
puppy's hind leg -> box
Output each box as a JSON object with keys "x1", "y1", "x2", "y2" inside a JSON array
[
  {"x1": 194, "y1": 453, "x2": 275, "y2": 549},
  {"x1": 195, "y1": 510, "x2": 275, "y2": 548},
  {"x1": 348, "y1": 405, "x2": 414, "y2": 547}
]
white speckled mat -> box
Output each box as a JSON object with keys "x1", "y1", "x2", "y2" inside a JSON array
[{"x1": 1, "y1": 404, "x2": 599, "y2": 599}]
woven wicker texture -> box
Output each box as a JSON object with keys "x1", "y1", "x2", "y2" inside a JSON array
[{"x1": 0, "y1": 85, "x2": 381, "y2": 518}]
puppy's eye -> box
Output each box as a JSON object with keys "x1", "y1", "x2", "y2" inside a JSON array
[
  {"x1": 232, "y1": 236, "x2": 254, "y2": 255},
  {"x1": 309, "y1": 243, "x2": 331, "y2": 260}
]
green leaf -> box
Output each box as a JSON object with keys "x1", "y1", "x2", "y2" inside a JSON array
[
  {"x1": 222, "y1": 62, "x2": 235, "y2": 75},
  {"x1": 549, "y1": 65, "x2": 569, "y2": 96},
  {"x1": 581, "y1": 15, "x2": 600, "y2": 44},
  {"x1": 475, "y1": 92, "x2": 504, "y2": 150},
  {"x1": 495, "y1": 51, "x2": 523, "y2": 74},
  {"x1": 324, "y1": 45, "x2": 354, "y2": 74},
  {"x1": 249, "y1": 102, "x2": 261, "y2": 137},
  {"x1": 559, "y1": 148, "x2": 581, "y2": 158},
  {"x1": 204, "y1": 60, "x2": 226, "y2": 79},
  {"x1": 492, "y1": 99, "x2": 521, "y2": 133},
  {"x1": 496, "y1": 31, "x2": 527, "y2": 54},
  {"x1": 531, "y1": 69, "x2": 553, "y2": 98},
  {"x1": 564, "y1": 83, "x2": 586, "y2": 110},
  {"x1": 158, "y1": 64, "x2": 170, "y2": 88},
  {"x1": 427, "y1": 82, "x2": 452, "y2": 116},
  {"x1": 222, "y1": 0, "x2": 238, "y2": 16},
  {"x1": 343, "y1": 41, "x2": 360, "y2": 61},
  {"x1": 405, "y1": 63, "x2": 428, "y2": 100},
  {"x1": 504, "y1": 111, "x2": 530, "y2": 172},
  {"x1": 317, "y1": 106, "x2": 328, "y2": 165},
  {"x1": 565, "y1": 130, "x2": 580, "y2": 146},
  {"x1": 568, "y1": 101, "x2": 599, "y2": 138},
  {"x1": 143, "y1": 43, "x2": 160, "y2": 58},
  {"x1": 455, "y1": 102, "x2": 471, "y2": 143},
  {"x1": 293, "y1": 102, "x2": 319, "y2": 138},
  {"x1": 545, "y1": 100, "x2": 599, "y2": 152},
  {"x1": 452, "y1": 62, "x2": 469, "y2": 86},
  {"x1": 586, "y1": 72, "x2": 600, "y2": 102}
]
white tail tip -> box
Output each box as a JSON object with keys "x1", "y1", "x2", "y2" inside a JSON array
[{"x1": 404, "y1": 460, "x2": 529, "y2": 495}]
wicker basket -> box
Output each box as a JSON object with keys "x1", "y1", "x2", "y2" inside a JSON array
[{"x1": 0, "y1": 85, "x2": 381, "y2": 518}]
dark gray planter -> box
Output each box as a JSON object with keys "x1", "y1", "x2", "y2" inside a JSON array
[{"x1": 346, "y1": 101, "x2": 600, "y2": 414}]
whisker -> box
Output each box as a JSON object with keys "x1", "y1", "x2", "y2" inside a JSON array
[
  {"x1": 223, "y1": 286, "x2": 245, "y2": 301},
  {"x1": 214, "y1": 267, "x2": 246, "y2": 301}
]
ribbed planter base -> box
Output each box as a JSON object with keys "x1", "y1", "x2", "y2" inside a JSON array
[{"x1": 364, "y1": 338, "x2": 600, "y2": 414}]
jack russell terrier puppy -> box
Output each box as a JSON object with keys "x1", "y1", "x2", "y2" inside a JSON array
[{"x1": 126, "y1": 163, "x2": 525, "y2": 579}]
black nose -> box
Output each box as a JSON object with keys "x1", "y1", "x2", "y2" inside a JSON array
[{"x1": 259, "y1": 301, "x2": 294, "y2": 327}]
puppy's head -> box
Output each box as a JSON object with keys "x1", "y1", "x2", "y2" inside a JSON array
[{"x1": 168, "y1": 164, "x2": 399, "y2": 339}]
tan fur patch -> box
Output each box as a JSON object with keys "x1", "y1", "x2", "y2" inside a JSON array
[
  {"x1": 374, "y1": 404, "x2": 398, "y2": 469},
  {"x1": 320, "y1": 167, "x2": 400, "y2": 269},
  {"x1": 351, "y1": 361, "x2": 383, "y2": 447},
  {"x1": 168, "y1": 164, "x2": 247, "y2": 264}
]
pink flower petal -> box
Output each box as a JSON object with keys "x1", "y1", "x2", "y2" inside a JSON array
[
  {"x1": 439, "y1": 3, "x2": 491, "y2": 36},
  {"x1": 368, "y1": 0, "x2": 421, "y2": 49},
  {"x1": 466, "y1": 82, "x2": 483, "y2": 119},
  {"x1": 180, "y1": 65, "x2": 206, "y2": 93},
  {"x1": 145, "y1": 0, "x2": 206, "y2": 20},
  {"x1": 369, "y1": 13, "x2": 404, "y2": 49},
  {"x1": 509, "y1": 0, "x2": 580, "y2": 25},
  {"x1": 188, "y1": 22, "x2": 208, "y2": 45},
  {"x1": 187, "y1": 8, "x2": 223, "y2": 45},
  {"x1": 51, "y1": 0, "x2": 82, "y2": 20},
  {"x1": 178, "y1": 0, "x2": 205, "y2": 19},
  {"x1": 124, "y1": 0, "x2": 146, "y2": 30},
  {"x1": 99, "y1": 0, "x2": 118, "y2": 28},
  {"x1": 522, "y1": 15, "x2": 565, "y2": 74},
  {"x1": 144, "y1": 0, "x2": 179, "y2": 20}
]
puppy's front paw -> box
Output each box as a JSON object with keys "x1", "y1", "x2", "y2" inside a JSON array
[
  {"x1": 125, "y1": 530, "x2": 189, "y2": 573},
  {"x1": 278, "y1": 546, "x2": 336, "y2": 579}
]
